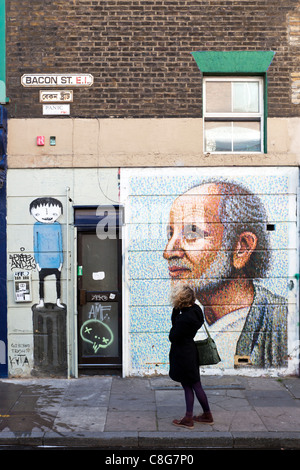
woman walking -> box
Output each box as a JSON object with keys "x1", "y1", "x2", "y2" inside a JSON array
[{"x1": 169, "y1": 284, "x2": 213, "y2": 429}]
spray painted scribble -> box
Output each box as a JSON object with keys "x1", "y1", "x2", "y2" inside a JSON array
[
  {"x1": 80, "y1": 319, "x2": 114, "y2": 353},
  {"x1": 9, "y1": 248, "x2": 36, "y2": 270}
]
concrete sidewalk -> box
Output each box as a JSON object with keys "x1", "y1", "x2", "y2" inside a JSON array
[{"x1": 0, "y1": 374, "x2": 300, "y2": 450}]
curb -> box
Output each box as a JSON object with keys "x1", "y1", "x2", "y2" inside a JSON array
[{"x1": 1, "y1": 431, "x2": 300, "y2": 449}]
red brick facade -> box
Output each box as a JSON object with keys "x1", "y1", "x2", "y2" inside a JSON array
[{"x1": 6, "y1": 0, "x2": 300, "y2": 118}]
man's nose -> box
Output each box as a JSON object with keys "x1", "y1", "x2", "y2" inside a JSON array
[{"x1": 163, "y1": 232, "x2": 184, "y2": 259}]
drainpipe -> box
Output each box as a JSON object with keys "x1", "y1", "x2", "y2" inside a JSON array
[{"x1": 66, "y1": 186, "x2": 71, "y2": 378}]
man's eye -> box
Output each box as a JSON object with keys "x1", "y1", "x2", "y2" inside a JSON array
[
  {"x1": 183, "y1": 224, "x2": 208, "y2": 240},
  {"x1": 166, "y1": 225, "x2": 173, "y2": 240}
]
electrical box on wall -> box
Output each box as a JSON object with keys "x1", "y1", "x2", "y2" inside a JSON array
[
  {"x1": 14, "y1": 271, "x2": 32, "y2": 302},
  {"x1": 37, "y1": 136, "x2": 45, "y2": 146}
]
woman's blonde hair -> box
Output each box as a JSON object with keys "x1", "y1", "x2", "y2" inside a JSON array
[{"x1": 171, "y1": 284, "x2": 196, "y2": 309}]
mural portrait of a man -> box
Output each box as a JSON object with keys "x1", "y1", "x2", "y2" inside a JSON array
[{"x1": 163, "y1": 180, "x2": 288, "y2": 369}]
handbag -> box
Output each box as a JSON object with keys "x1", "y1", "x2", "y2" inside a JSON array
[{"x1": 195, "y1": 323, "x2": 221, "y2": 366}]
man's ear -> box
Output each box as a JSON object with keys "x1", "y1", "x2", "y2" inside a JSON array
[{"x1": 233, "y1": 232, "x2": 257, "y2": 269}]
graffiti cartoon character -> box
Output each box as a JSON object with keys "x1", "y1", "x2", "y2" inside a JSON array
[{"x1": 30, "y1": 197, "x2": 64, "y2": 309}]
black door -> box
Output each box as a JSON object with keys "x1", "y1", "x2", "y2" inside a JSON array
[{"x1": 76, "y1": 207, "x2": 122, "y2": 372}]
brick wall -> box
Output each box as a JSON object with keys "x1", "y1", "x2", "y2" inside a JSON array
[{"x1": 6, "y1": 0, "x2": 300, "y2": 119}]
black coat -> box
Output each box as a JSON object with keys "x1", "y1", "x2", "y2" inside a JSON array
[{"x1": 169, "y1": 304, "x2": 204, "y2": 384}]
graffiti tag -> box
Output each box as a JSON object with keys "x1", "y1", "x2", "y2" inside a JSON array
[
  {"x1": 80, "y1": 319, "x2": 114, "y2": 353},
  {"x1": 9, "y1": 342, "x2": 31, "y2": 370},
  {"x1": 9, "y1": 251, "x2": 36, "y2": 270},
  {"x1": 91, "y1": 294, "x2": 109, "y2": 302},
  {"x1": 88, "y1": 303, "x2": 111, "y2": 321}
]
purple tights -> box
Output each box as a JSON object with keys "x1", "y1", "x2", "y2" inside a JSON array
[{"x1": 181, "y1": 381, "x2": 210, "y2": 417}]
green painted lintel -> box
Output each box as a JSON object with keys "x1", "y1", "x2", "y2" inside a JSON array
[{"x1": 191, "y1": 51, "x2": 275, "y2": 74}]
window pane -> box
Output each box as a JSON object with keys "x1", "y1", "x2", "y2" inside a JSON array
[
  {"x1": 205, "y1": 122, "x2": 232, "y2": 152},
  {"x1": 205, "y1": 81, "x2": 231, "y2": 113},
  {"x1": 233, "y1": 82, "x2": 259, "y2": 113},
  {"x1": 205, "y1": 121, "x2": 261, "y2": 152},
  {"x1": 232, "y1": 122, "x2": 261, "y2": 151}
]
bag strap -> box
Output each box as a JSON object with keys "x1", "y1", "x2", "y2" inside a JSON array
[{"x1": 202, "y1": 323, "x2": 212, "y2": 339}]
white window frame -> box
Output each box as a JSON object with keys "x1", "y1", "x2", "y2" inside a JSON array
[{"x1": 203, "y1": 76, "x2": 264, "y2": 154}]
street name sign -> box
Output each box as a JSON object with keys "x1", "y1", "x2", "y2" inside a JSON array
[
  {"x1": 39, "y1": 90, "x2": 73, "y2": 103},
  {"x1": 21, "y1": 74, "x2": 94, "y2": 87}
]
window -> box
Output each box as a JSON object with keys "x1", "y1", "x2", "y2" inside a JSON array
[{"x1": 203, "y1": 77, "x2": 264, "y2": 153}]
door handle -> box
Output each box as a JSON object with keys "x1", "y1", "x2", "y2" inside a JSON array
[{"x1": 79, "y1": 289, "x2": 87, "y2": 306}]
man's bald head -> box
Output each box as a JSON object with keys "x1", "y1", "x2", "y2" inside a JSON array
[{"x1": 186, "y1": 179, "x2": 271, "y2": 278}]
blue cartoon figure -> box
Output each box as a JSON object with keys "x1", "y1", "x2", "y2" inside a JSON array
[{"x1": 30, "y1": 197, "x2": 64, "y2": 309}]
